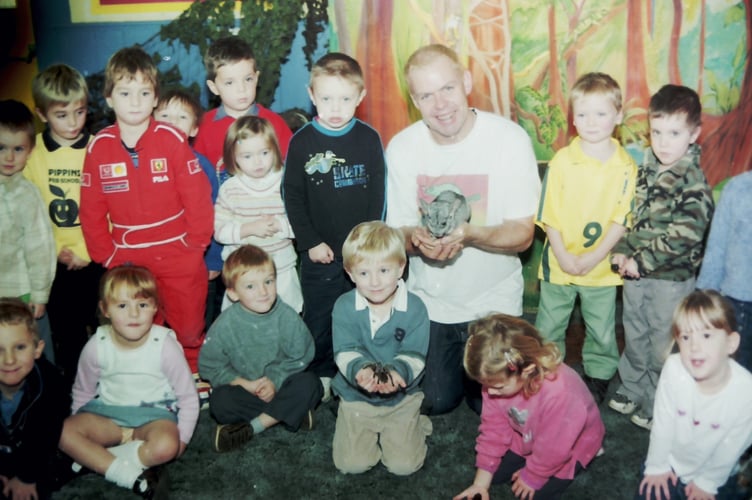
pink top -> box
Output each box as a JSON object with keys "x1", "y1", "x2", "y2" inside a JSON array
[{"x1": 475, "y1": 363, "x2": 604, "y2": 490}]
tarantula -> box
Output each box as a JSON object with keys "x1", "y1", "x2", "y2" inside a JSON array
[{"x1": 362, "y1": 362, "x2": 395, "y2": 386}]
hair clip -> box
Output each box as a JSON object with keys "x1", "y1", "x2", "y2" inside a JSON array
[{"x1": 504, "y1": 348, "x2": 520, "y2": 371}]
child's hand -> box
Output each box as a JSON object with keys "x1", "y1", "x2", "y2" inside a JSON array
[
  {"x1": 453, "y1": 484, "x2": 488, "y2": 500},
  {"x1": 308, "y1": 243, "x2": 334, "y2": 264},
  {"x1": 58, "y1": 247, "x2": 74, "y2": 265},
  {"x1": 622, "y1": 257, "x2": 641, "y2": 279},
  {"x1": 356, "y1": 366, "x2": 379, "y2": 392},
  {"x1": 68, "y1": 253, "x2": 90, "y2": 271},
  {"x1": 1, "y1": 475, "x2": 38, "y2": 500},
  {"x1": 556, "y1": 250, "x2": 580, "y2": 275},
  {"x1": 243, "y1": 215, "x2": 281, "y2": 238},
  {"x1": 511, "y1": 470, "x2": 536, "y2": 500},
  {"x1": 639, "y1": 471, "x2": 678, "y2": 500},
  {"x1": 254, "y1": 377, "x2": 276, "y2": 402},
  {"x1": 684, "y1": 481, "x2": 715, "y2": 500},
  {"x1": 29, "y1": 303, "x2": 45, "y2": 319},
  {"x1": 572, "y1": 251, "x2": 601, "y2": 276}
]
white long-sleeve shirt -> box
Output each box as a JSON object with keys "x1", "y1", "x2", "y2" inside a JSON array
[{"x1": 644, "y1": 354, "x2": 752, "y2": 494}]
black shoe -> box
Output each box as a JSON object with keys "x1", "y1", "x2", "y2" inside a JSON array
[
  {"x1": 583, "y1": 375, "x2": 609, "y2": 404},
  {"x1": 133, "y1": 465, "x2": 170, "y2": 499}
]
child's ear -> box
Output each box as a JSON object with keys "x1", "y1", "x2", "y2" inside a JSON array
[
  {"x1": 728, "y1": 331, "x2": 741, "y2": 356},
  {"x1": 226, "y1": 288, "x2": 239, "y2": 303},
  {"x1": 35, "y1": 108, "x2": 49, "y2": 124},
  {"x1": 307, "y1": 86, "x2": 316, "y2": 105},
  {"x1": 689, "y1": 125, "x2": 702, "y2": 144},
  {"x1": 33, "y1": 339, "x2": 45, "y2": 360},
  {"x1": 355, "y1": 88, "x2": 367, "y2": 106},
  {"x1": 98, "y1": 300, "x2": 109, "y2": 319},
  {"x1": 207, "y1": 80, "x2": 220, "y2": 97},
  {"x1": 344, "y1": 269, "x2": 356, "y2": 283}
]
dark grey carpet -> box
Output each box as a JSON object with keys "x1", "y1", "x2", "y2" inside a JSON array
[{"x1": 53, "y1": 374, "x2": 651, "y2": 500}]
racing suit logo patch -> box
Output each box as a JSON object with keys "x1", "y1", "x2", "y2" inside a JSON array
[
  {"x1": 100, "y1": 162, "x2": 127, "y2": 179},
  {"x1": 187, "y1": 158, "x2": 201, "y2": 175},
  {"x1": 151, "y1": 158, "x2": 168, "y2": 174}
]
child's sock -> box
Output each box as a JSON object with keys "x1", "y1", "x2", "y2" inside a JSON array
[
  {"x1": 250, "y1": 418, "x2": 266, "y2": 435},
  {"x1": 104, "y1": 441, "x2": 146, "y2": 489},
  {"x1": 104, "y1": 456, "x2": 145, "y2": 489},
  {"x1": 107, "y1": 439, "x2": 145, "y2": 460}
]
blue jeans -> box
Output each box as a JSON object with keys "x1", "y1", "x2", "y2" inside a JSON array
[
  {"x1": 728, "y1": 296, "x2": 752, "y2": 372},
  {"x1": 419, "y1": 321, "x2": 481, "y2": 416},
  {"x1": 300, "y1": 253, "x2": 352, "y2": 378}
]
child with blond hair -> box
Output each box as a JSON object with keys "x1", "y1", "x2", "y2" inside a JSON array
[
  {"x1": 535, "y1": 72, "x2": 636, "y2": 404},
  {"x1": 455, "y1": 314, "x2": 604, "y2": 500},
  {"x1": 283, "y1": 53, "x2": 386, "y2": 400},
  {"x1": 59, "y1": 266, "x2": 198, "y2": 497},
  {"x1": 26, "y1": 63, "x2": 105, "y2": 387},
  {"x1": 331, "y1": 221, "x2": 431, "y2": 476}
]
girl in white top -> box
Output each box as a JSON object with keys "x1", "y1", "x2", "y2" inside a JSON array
[
  {"x1": 638, "y1": 289, "x2": 752, "y2": 500},
  {"x1": 59, "y1": 265, "x2": 198, "y2": 497},
  {"x1": 214, "y1": 116, "x2": 302, "y2": 312}
]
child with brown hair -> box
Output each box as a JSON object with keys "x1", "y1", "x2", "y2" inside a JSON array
[
  {"x1": 198, "y1": 245, "x2": 321, "y2": 453},
  {"x1": 0, "y1": 297, "x2": 69, "y2": 500},
  {"x1": 80, "y1": 47, "x2": 214, "y2": 376},
  {"x1": 455, "y1": 314, "x2": 604, "y2": 500},
  {"x1": 0, "y1": 99, "x2": 57, "y2": 363},
  {"x1": 194, "y1": 36, "x2": 293, "y2": 171},
  {"x1": 637, "y1": 290, "x2": 752, "y2": 500},
  {"x1": 214, "y1": 116, "x2": 301, "y2": 312},
  {"x1": 609, "y1": 85, "x2": 714, "y2": 430}
]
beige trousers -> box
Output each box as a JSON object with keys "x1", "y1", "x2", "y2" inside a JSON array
[{"x1": 332, "y1": 392, "x2": 433, "y2": 476}]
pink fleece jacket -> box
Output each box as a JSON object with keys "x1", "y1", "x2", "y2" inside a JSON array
[{"x1": 474, "y1": 363, "x2": 604, "y2": 490}]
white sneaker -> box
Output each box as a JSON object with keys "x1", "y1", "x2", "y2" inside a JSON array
[
  {"x1": 608, "y1": 394, "x2": 637, "y2": 415},
  {"x1": 320, "y1": 377, "x2": 332, "y2": 403},
  {"x1": 630, "y1": 410, "x2": 653, "y2": 430}
]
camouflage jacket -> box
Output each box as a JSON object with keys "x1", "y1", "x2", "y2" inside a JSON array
[{"x1": 613, "y1": 144, "x2": 714, "y2": 281}]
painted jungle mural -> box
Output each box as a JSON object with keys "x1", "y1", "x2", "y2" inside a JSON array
[{"x1": 330, "y1": 0, "x2": 750, "y2": 186}]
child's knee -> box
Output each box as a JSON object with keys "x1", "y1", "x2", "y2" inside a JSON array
[
  {"x1": 382, "y1": 450, "x2": 426, "y2": 476},
  {"x1": 143, "y1": 434, "x2": 180, "y2": 465},
  {"x1": 333, "y1": 454, "x2": 378, "y2": 475}
]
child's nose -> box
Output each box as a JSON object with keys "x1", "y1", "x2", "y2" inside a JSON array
[{"x1": 2, "y1": 350, "x2": 15, "y2": 365}]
